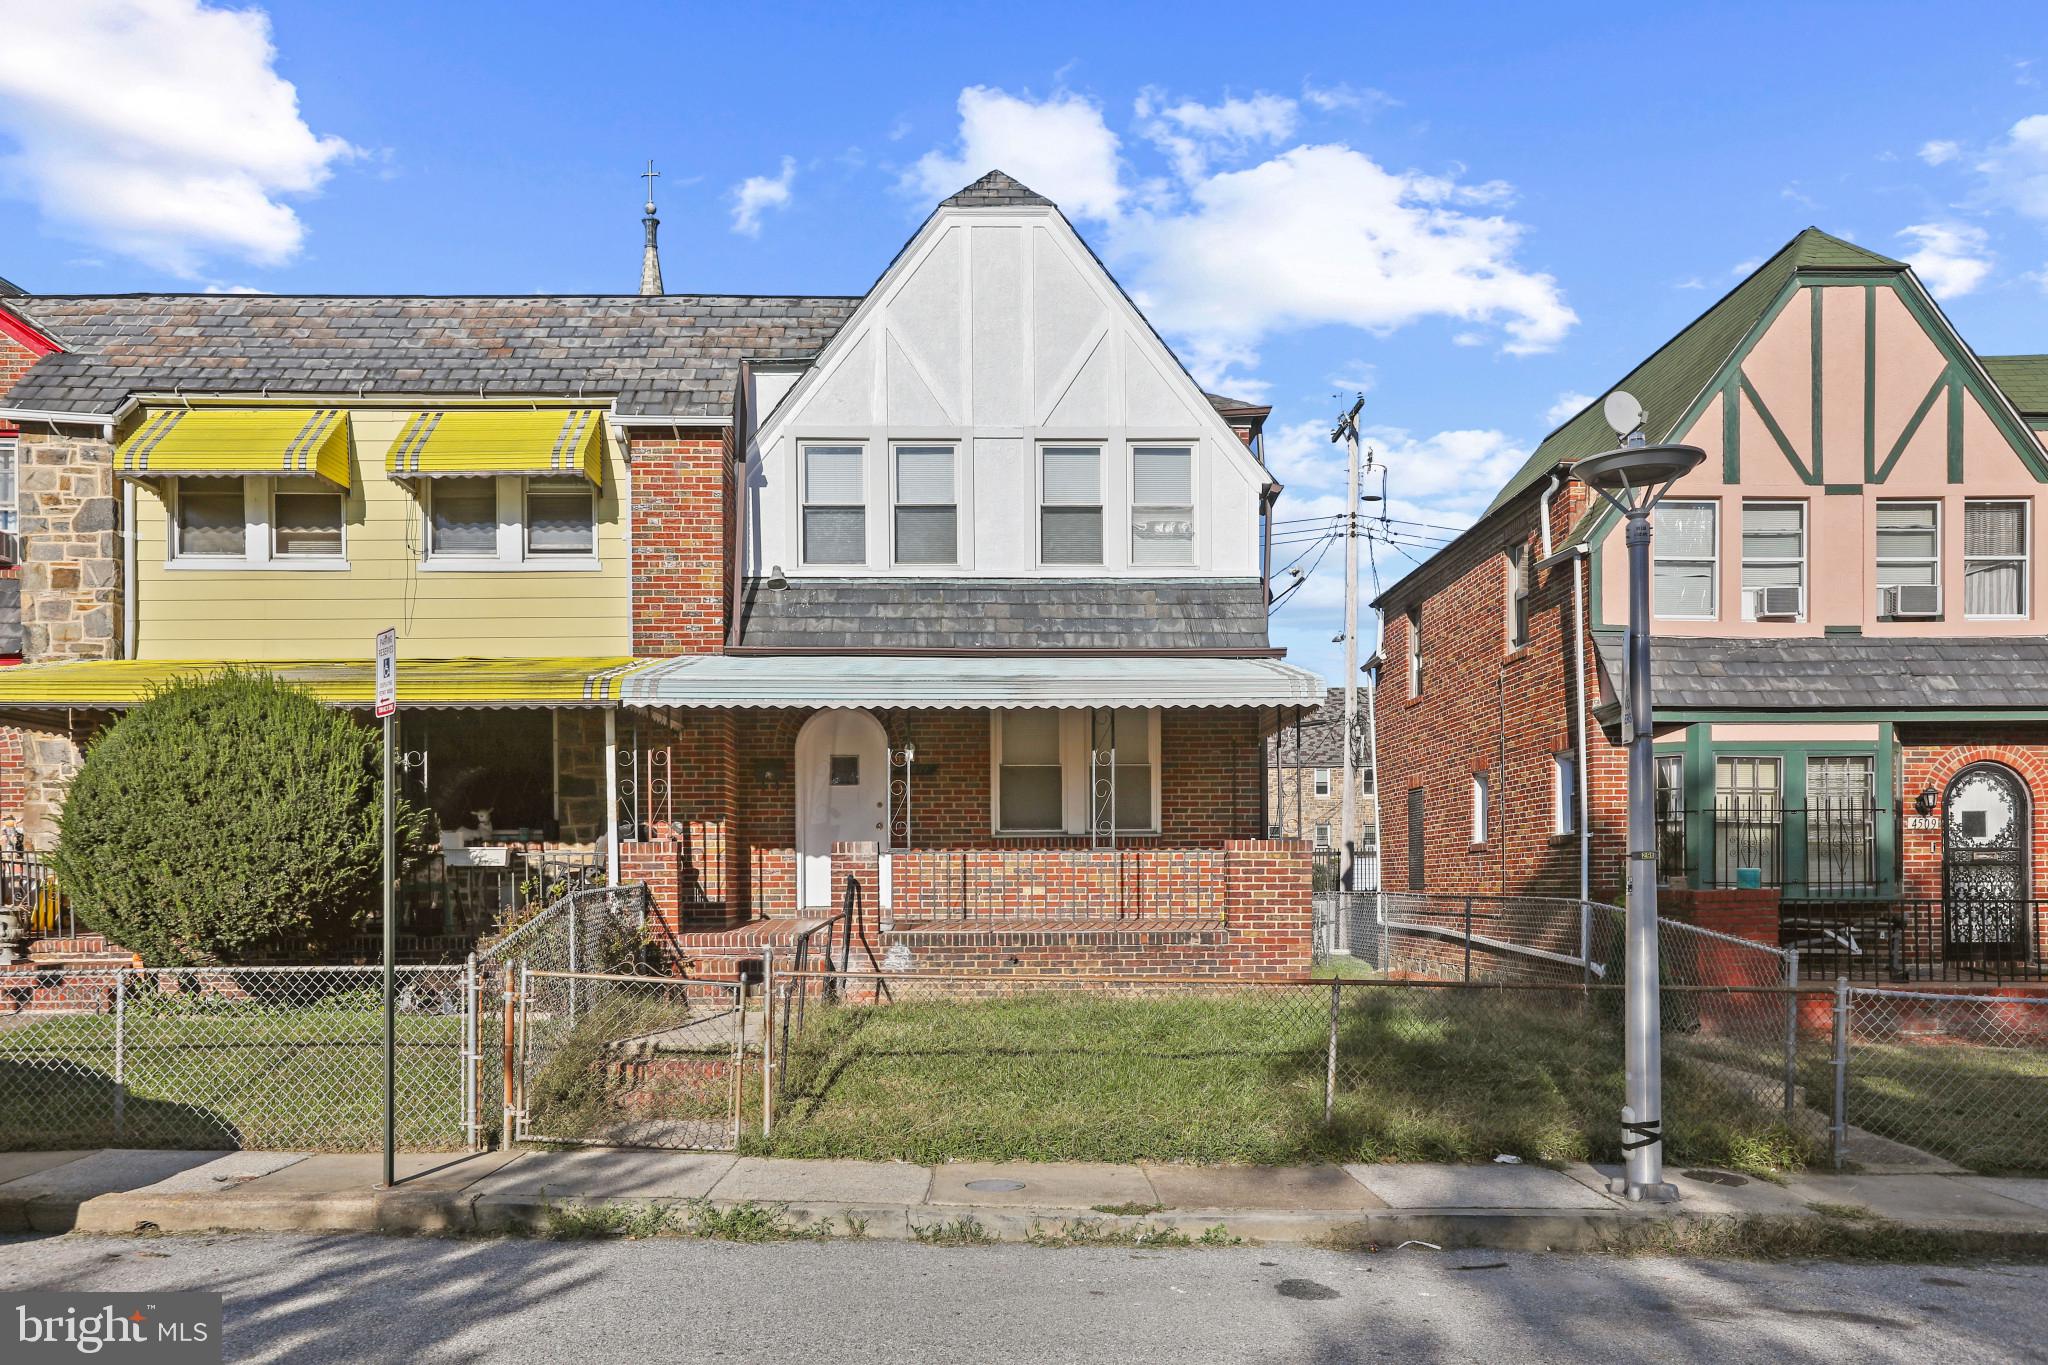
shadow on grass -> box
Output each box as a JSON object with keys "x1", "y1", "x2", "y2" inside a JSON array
[{"x1": 0, "y1": 1058, "x2": 241, "y2": 1151}]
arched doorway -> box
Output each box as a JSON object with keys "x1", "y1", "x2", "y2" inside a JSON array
[
  {"x1": 1942, "y1": 762, "x2": 2032, "y2": 963},
  {"x1": 795, "y1": 708, "x2": 888, "y2": 908}
]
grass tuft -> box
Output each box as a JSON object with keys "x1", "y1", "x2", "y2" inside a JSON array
[
  {"x1": 1600, "y1": 1213, "x2": 2048, "y2": 1263},
  {"x1": 912, "y1": 1215, "x2": 994, "y2": 1246},
  {"x1": 545, "y1": 1198, "x2": 828, "y2": 1243}
]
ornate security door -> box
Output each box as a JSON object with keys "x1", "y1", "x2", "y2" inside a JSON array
[{"x1": 1942, "y1": 763, "x2": 2031, "y2": 962}]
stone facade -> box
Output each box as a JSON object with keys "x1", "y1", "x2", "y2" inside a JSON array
[
  {"x1": 553, "y1": 709, "x2": 610, "y2": 845},
  {"x1": 17, "y1": 432, "x2": 120, "y2": 662}
]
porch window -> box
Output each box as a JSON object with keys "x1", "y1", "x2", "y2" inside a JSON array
[
  {"x1": 1740, "y1": 501, "x2": 1804, "y2": 620},
  {"x1": 994, "y1": 710, "x2": 1064, "y2": 832},
  {"x1": 1040, "y1": 446, "x2": 1103, "y2": 565},
  {"x1": 525, "y1": 479, "x2": 596, "y2": 557},
  {"x1": 1876, "y1": 501, "x2": 1941, "y2": 618},
  {"x1": 802, "y1": 444, "x2": 866, "y2": 566},
  {"x1": 893, "y1": 445, "x2": 957, "y2": 565},
  {"x1": 174, "y1": 477, "x2": 249, "y2": 558},
  {"x1": 1093, "y1": 706, "x2": 1154, "y2": 832},
  {"x1": 1653, "y1": 500, "x2": 1717, "y2": 618},
  {"x1": 272, "y1": 480, "x2": 344, "y2": 558},
  {"x1": 1713, "y1": 755, "x2": 1781, "y2": 887},
  {"x1": 429, "y1": 479, "x2": 499, "y2": 557},
  {"x1": 1964, "y1": 500, "x2": 2029, "y2": 618},
  {"x1": 1313, "y1": 767, "x2": 1331, "y2": 797},
  {"x1": 1807, "y1": 754, "x2": 1876, "y2": 894},
  {"x1": 1655, "y1": 754, "x2": 1686, "y2": 879},
  {"x1": 1130, "y1": 446, "x2": 1195, "y2": 565}
]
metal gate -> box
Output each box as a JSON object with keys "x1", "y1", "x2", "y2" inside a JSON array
[
  {"x1": 1943, "y1": 762, "x2": 2032, "y2": 962},
  {"x1": 510, "y1": 967, "x2": 745, "y2": 1150}
]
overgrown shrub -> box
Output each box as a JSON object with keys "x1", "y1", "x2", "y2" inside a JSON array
[{"x1": 52, "y1": 670, "x2": 432, "y2": 964}]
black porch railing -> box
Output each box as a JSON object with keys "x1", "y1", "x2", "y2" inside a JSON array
[
  {"x1": 1311, "y1": 844, "x2": 1379, "y2": 893},
  {"x1": 394, "y1": 848, "x2": 604, "y2": 942},
  {"x1": 1657, "y1": 801, "x2": 1889, "y2": 898},
  {"x1": 1781, "y1": 898, "x2": 2046, "y2": 984}
]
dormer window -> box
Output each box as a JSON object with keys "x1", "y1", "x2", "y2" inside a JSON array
[
  {"x1": 892, "y1": 444, "x2": 957, "y2": 566},
  {"x1": 802, "y1": 443, "x2": 866, "y2": 566},
  {"x1": 1041, "y1": 446, "x2": 1103, "y2": 566}
]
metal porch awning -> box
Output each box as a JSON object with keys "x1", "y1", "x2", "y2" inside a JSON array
[
  {"x1": 0, "y1": 656, "x2": 645, "y2": 712},
  {"x1": 620, "y1": 654, "x2": 1325, "y2": 709},
  {"x1": 385, "y1": 409, "x2": 603, "y2": 484},
  {"x1": 117, "y1": 407, "x2": 352, "y2": 489}
]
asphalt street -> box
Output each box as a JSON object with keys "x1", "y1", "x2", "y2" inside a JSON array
[{"x1": 3, "y1": 1232, "x2": 2044, "y2": 1363}]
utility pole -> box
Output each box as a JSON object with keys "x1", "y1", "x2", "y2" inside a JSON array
[{"x1": 1331, "y1": 397, "x2": 1365, "y2": 896}]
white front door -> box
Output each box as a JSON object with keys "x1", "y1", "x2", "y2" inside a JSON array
[{"x1": 795, "y1": 708, "x2": 888, "y2": 907}]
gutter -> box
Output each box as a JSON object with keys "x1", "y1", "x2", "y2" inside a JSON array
[{"x1": 0, "y1": 407, "x2": 114, "y2": 432}]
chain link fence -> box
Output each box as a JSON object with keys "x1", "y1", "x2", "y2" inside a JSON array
[
  {"x1": 477, "y1": 883, "x2": 650, "y2": 977},
  {"x1": 0, "y1": 964, "x2": 479, "y2": 1152}
]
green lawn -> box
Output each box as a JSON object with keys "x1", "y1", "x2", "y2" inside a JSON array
[
  {"x1": 0, "y1": 1008, "x2": 469, "y2": 1151},
  {"x1": 1837, "y1": 1041, "x2": 2048, "y2": 1174},
  {"x1": 760, "y1": 988, "x2": 1824, "y2": 1174}
]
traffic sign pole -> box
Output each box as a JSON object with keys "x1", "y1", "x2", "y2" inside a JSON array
[{"x1": 376, "y1": 629, "x2": 397, "y2": 1189}]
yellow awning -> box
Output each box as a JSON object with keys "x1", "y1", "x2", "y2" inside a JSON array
[
  {"x1": 0, "y1": 657, "x2": 647, "y2": 710},
  {"x1": 117, "y1": 408, "x2": 351, "y2": 489},
  {"x1": 386, "y1": 409, "x2": 603, "y2": 484}
]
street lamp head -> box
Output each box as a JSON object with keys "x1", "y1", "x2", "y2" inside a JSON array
[{"x1": 1570, "y1": 443, "x2": 1706, "y2": 516}]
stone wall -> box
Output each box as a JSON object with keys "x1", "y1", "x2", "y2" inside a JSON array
[
  {"x1": 554, "y1": 709, "x2": 609, "y2": 844},
  {"x1": 18, "y1": 432, "x2": 119, "y2": 662}
]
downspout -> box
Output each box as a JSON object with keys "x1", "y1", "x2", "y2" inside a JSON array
[{"x1": 725, "y1": 362, "x2": 752, "y2": 652}]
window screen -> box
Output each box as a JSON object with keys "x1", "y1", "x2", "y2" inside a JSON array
[
  {"x1": 526, "y1": 480, "x2": 595, "y2": 556},
  {"x1": 176, "y1": 478, "x2": 246, "y2": 557},
  {"x1": 273, "y1": 484, "x2": 343, "y2": 557},
  {"x1": 1876, "y1": 501, "x2": 1940, "y2": 604},
  {"x1": 803, "y1": 444, "x2": 865, "y2": 565},
  {"x1": 894, "y1": 445, "x2": 956, "y2": 565},
  {"x1": 1654, "y1": 501, "x2": 1717, "y2": 617},
  {"x1": 431, "y1": 480, "x2": 498, "y2": 557},
  {"x1": 1965, "y1": 500, "x2": 2027, "y2": 617},
  {"x1": 1130, "y1": 446, "x2": 1193, "y2": 566},
  {"x1": 1041, "y1": 446, "x2": 1102, "y2": 565}
]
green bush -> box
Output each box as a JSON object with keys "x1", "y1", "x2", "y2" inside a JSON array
[{"x1": 52, "y1": 669, "x2": 432, "y2": 965}]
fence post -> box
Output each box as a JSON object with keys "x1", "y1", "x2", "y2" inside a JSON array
[
  {"x1": 761, "y1": 952, "x2": 775, "y2": 1142},
  {"x1": 462, "y1": 953, "x2": 478, "y2": 1151},
  {"x1": 567, "y1": 904, "x2": 579, "y2": 1023},
  {"x1": 1376, "y1": 893, "x2": 1389, "y2": 974},
  {"x1": 500, "y1": 966, "x2": 519, "y2": 1151},
  {"x1": 1830, "y1": 976, "x2": 1851, "y2": 1169},
  {"x1": 1781, "y1": 947, "x2": 1799, "y2": 1117},
  {"x1": 112, "y1": 970, "x2": 127, "y2": 1143},
  {"x1": 1324, "y1": 981, "x2": 1340, "y2": 1124},
  {"x1": 1463, "y1": 896, "x2": 1473, "y2": 983}
]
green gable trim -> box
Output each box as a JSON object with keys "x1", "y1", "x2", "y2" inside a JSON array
[
  {"x1": 1874, "y1": 368, "x2": 1947, "y2": 485},
  {"x1": 1721, "y1": 384, "x2": 1739, "y2": 482},
  {"x1": 1884, "y1": 278, "x2": 2048, "y2": 482},
  {"x1": 1740, "y1": 375, "x2": 1818, "y2": 483},
  {"x1": 1948, "y1": 372, "x2": 1965, "y2": 484},
  {"x1": 1823, "y1": 483, "x2": 1863, "y2": 495}
]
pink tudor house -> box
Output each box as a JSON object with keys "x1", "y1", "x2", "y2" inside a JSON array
[{"x1": 609, "y1": 173, "x2": 1326, "y2": 977}]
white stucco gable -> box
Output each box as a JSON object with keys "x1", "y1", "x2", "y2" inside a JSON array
[{"x1": 745, "y1": 174, "x2": 1270, "y2": 580}]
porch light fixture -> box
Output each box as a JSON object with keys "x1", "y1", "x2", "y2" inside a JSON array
[
  {"x1": 1570, "y1": 390, "x2": 1705, "y2": 1207},
  {"x1": 1917, "y1": 783, "x2": 1938, "y2": 816}
]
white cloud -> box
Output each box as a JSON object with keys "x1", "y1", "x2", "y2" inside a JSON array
[
  {"x1": 1897, "y1": 221, "x2": 1994, "y2": 297},
  {"x1": 0, "y1": 0, "x2": 355, "y2": 276},
  {"x1": 730, "y1": 156, "x2": 796, "y2": 237},
  {"x1": 1545, "y1": 391, "x2": 1593, "y2": 428},
  {"x1": 1302, "y1": 83, "x2": 1397, "y2": 115},
  {"x1": 1918, "y1": 139, "x2": 1962, "y2": 166},
  {"x1": 1135, "y1": 89, "x2": 1297, "y2": 180},
  {"x1": 904, "y1": 86, "x2": 1126, "y2": 220},
  {"x1": 1975, "y1": 114, "x2": 2048, "y2": 221}
]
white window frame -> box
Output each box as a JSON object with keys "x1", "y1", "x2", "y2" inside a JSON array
[
  {"x1": 1313, "y1": 767, "x2": 1332, "y2": 798},
  {"x1": 1553, "y1": 752, "x2": 1579, "y2": 835},
  {"x1": 1875, "y1": 499, "x2": 1942, "y2": 617},
  {"x1": 799, "y1": 441, "x2": 867, "y2": 568},
  {"x1": 1406, "y1": 608, "x2": 1423, "y2": 698},
  {"x1": 1653, "y1": 499, "x2": 1719, "y2": 620},
  {"x1": 417, "y1": 476, "x2": 601, "y2": 572},
  {"x1": 1129, "y1": 444, "x2": 1196, "y2": 567},
  {"x1": 1505, "y1": 542, "x2": 1530, "y2": 649},
  {"x1": 989, "y1": 708, "x2": 1162, "y2": 837},
  {"x1": 1964, "y1": 498, "x2": 2031, "y2": 620},
  {"x1": 1471, "y1": 772, "x2": 1490, "y2": 845},
  {"x1": 1740, "y1": 499, "x2": 1806, "y2": 621},
  {"x1": 0, "y1": 437, "x2": 16, "y2": 536},
  {"x1": 1038, "y1": 444, "x2": 1105, "y2": 568},
  {"x1": 890, "y1": 442, "x2": 958, "y2": 568},
  {"x1": 167, "y1": 475, "x2": 351, "y2": 572},
  {"x1": 1313, "y1": 823, "x2": 1332, "y2": 849}
]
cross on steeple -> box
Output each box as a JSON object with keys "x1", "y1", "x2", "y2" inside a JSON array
[
  {"x1": 641, "y1": 159, "x2": 660, "y2": 214},
  {"x1": 638, "y1": 158, "x2": 665, "y2": 296}
]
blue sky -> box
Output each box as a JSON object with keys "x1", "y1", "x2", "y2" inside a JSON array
[{"x1": 4, "y1": 1, "x2": 2048, "y2": 682}]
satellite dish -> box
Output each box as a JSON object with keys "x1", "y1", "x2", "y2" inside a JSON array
[{"x1": 1603, "y1": 390, "x2": 1647, "y2": 440}]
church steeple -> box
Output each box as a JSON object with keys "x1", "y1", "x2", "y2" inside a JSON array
[{"x1": 639, "y1": 160, "x2": 665, "y2": 296}]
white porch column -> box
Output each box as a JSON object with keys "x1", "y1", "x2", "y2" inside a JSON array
[{"x1": 604, "y1": 707, "x2": 620, "y2": 884}]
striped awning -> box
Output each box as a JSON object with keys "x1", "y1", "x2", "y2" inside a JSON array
[
  {"x1": 116, "y1": 408, "x2": 351, "y2": 489},
  {"x1": 0, "y1": 657, "x2": 647, "y2": 710},
  {"x1": 386, "y1": 409, "x2": 603, "y2": 484}
]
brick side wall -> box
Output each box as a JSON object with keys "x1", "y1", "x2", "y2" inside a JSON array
[
  {"x1": 625, "y1": 429, "x2": 730, "y2": 656},
  {"x1": 1374, "y1": 481, "x2": 1627, "y2": 901}
]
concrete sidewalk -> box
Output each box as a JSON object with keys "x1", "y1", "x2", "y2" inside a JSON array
[{"x1": 3, "y1": 1147, "x2": 2045, "y2": 1249}]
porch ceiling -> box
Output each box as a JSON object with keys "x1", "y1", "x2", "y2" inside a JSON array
[
  {"x1": 0, "y1": 656, "x2": 645, "y2": 710},
  {"x1": 620, "y1": 654, "x2": 1325, "y2": 709}
]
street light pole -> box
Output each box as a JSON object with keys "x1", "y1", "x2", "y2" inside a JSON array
[{"x1": 1569, "y1": 401, "x2": 1701, "y2": 1205}]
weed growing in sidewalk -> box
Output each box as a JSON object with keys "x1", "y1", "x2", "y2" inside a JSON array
[
  {"x1": 912, "y1": 1215, "x2": 994, "y2": 1246},
  {"x1": 544, "y1": 1198, "x2": 831, "y2": 1243},
  {"x1": 1598, "y1": 1212, "x2": 2048, "y2": 1264},
  {"x1": 1026, "y1": 1218, "x2": 1245, "y2": 1249},
  {"x1": 1090, "y1": 1201, "x2": 1164, "y2": 1216}
]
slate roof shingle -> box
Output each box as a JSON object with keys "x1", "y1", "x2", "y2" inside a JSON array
[
  {"x1": 0, "y1": 294, "x2": 861, "y2": 417},
  {"x1": 1264, "y1": 688, "x2": 1368, "y2": 769},
  {"x1": 939, "y1": 170, "x2": 1055, "y2": 209},
  {"x1": 735, "y1": 578, "x2": 1270, "y2": 652},
  {"x1": 1592, "y1": 634, "x2": 2048, "y2": 712}
]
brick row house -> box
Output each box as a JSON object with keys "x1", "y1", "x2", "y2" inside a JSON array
[
  {"x1": 1374, "y1": 228, "x2": 2048, "y2": 981},
  {"x1": 0, "y1": 172, "x2": 1325, "y2": 976},
  {"x1": 1263, "y1": 687, "x2": 1377, "y2": 875}
]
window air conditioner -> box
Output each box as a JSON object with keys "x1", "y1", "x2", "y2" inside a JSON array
[
  {"x1": 1753, "y1": 584, "x2": 1803, "y2": 619},
  {"x1": 1883, "y1": 583, "x2": 1941, "y2": 618}
]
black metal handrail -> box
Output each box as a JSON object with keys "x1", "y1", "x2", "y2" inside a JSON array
[{"x1": 1783, "y1": 898, "x2": 2045, "y2": 983}]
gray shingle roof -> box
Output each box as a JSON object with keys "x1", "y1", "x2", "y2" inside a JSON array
[
  {"x1": 735, "y1": 578, "x2": 1271, "y2": 651},
  {"x1": 940, "y1": 171, "x2": 1054, "y2": 209},
  {"x1": 1592, "y1": 633, "x2": 2048, "y2": 711},
  {"x1": 0, "y1": 275, "x2": 24, "y2": 298},
  {"x1": 1265, "y1": 688, "x2": 1367, "y2": 768},
  {"x1": 0, "y1": 293, "x2": 860, "y2": 417}
]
